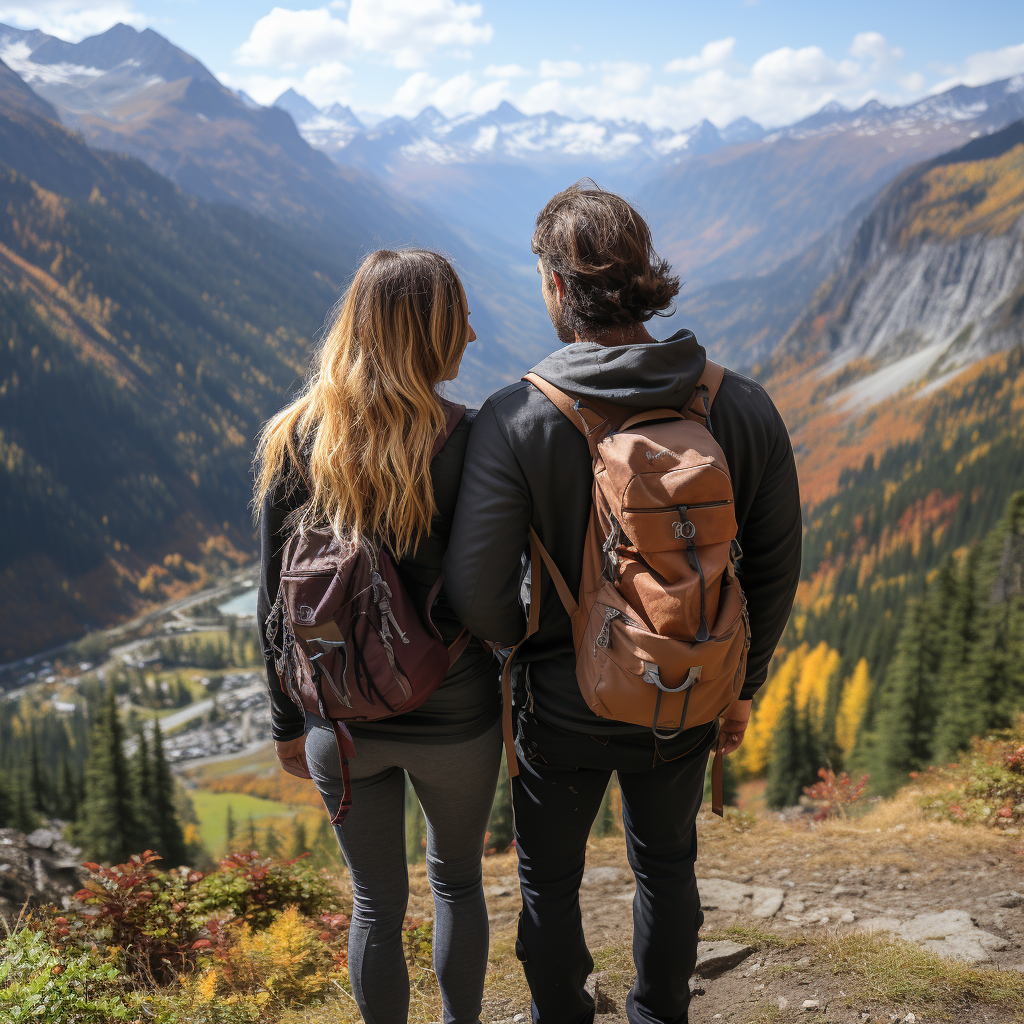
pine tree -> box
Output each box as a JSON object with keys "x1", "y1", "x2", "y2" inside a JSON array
[
  {"x1": 263, "y1": 823, "x2": 283, "y2": 858},
  {"x1": 487, "y1": 754, "x2": 514, "y2": 851},
  {"x1": 766, "y1": 683, "x2": 807, "y2": 809},
  {"x1": 28, "y1": 729, "x2": 48, "y2": 814},
  {"x1": 591, "y1": 777, "x2": 617, "y2": 837},
  {"x1": 75, "y1": 684, "x2": 140, "y2": 863},
  {"x1": 244, "y1": 814, "x2": 258, "y2": 853},
  {"x1": 290, "y1": 819, "x2": 309, "y2": 859},
  {"x1": 150, "y1": 720, "x2": 187, "y2": 866},
  {"x1": 405, "y1": 773, "x2": 426, "y2": 864},
  {"x1": 132, "y1": 724, "x2": 155, "y2": 848},
  {"x1": 56, "y1": 756, "x2": 80, "y2": 822},
  {"x1": 12, "y1": 771, "x2": 38, "y2": 833},
  {"x1": 225, "y1": 805, "x2": 236, "y2": 853},
  {"x1": 0, "y1": 775, "x2": 12, "y2": 829},
  {"x1": 933, "y1": 549, "x2": 982, "y2": 762},
  {"x1": 873, "y1": 597, "x2": 942, "y2": 795}
]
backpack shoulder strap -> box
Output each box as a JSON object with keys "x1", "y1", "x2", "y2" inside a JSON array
[
  {"x1": 523, "y1": 373, "x2": 614, "y2": 456},
  {"x1": 431, "y1": 398, "x2": 467, "y2": 460},
  {"x1": 685, "y1": 359, "x2": 726, "y2": 428}
]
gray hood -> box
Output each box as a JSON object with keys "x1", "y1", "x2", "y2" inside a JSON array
[{"x1": 528, "y1": 329, "x2": 705, "y2": 409}]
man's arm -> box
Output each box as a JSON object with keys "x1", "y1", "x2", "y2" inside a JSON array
[
  {"x1": 443, "y1": 398, "x2": 532, "y2": 645},
  {"x1": 735, "y1": 404, "x2": 802, "y2": 700}
]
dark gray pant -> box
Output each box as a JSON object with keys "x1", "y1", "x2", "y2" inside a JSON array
[{"x1": 305, "y1": 717, "x2": 503, "y2": 1024}]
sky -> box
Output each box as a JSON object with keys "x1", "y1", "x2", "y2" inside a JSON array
[{"x1": 2, "y1": 0, "x2": 1023, "y2": 128}]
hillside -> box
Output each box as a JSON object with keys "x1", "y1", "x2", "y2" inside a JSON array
[
  {"x1": 0, "y1": 23, "x2": 555, "y2": 401},
  {"x1": 0, "y1": 78, "x2": 346, "y2": 659}
]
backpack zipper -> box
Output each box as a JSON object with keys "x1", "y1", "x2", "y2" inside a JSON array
[{"x1": 626, "y1": 499, "x2": 732, "y2": 513}]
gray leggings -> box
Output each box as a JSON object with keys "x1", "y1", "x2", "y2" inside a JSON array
[{"x1": 304, "y1": 717, "x2": 503, "y2": 1024}]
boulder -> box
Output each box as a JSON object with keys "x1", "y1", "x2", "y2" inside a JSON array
[
  {"x1": 581, "y1": 866, "x2": 628, "y2": 888},
  {"x1": 0, "y1": 826, "x2": 86, "y2": 921},
  {"x1": 697, "y1": 877, "x2": 786, "y2": 919},
  {"x1": 858, "y1": 909, "x2": 1008, "y2": 963},
  {"x1": 694, "y1": 940, "x2": 753, "y2": 977}
]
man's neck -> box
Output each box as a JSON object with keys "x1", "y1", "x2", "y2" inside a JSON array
[{"x1": 577, "y1": 322, "x2": 654, "y2": 347}]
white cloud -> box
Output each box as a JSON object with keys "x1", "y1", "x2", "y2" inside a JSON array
[
  {"x1": 219, "y1": 61, "x2": 355, "y2": 108},
  {"x1": 931, "y1": 41, "x2": 1024, "y2": 90},
  {"x1": 389, "y1": 68, "x2": 512, "y2": 117},
  {"x1": 538, "y1": 59, "x2": 583, "y2": 79},
  {"x1": 751, "y1": 45, "x2": 860, "y2": 87},
  {"x1": 0, "y1": 1, "x2": 144, "y2": 41},
  {"x1": 236, "y1": 0, "x2": 492, "y2": 71},
  {"x1": 600, "y1": 61, "x2": 650, "y2": 94},
  {"x1": 666, "y1": 38, "x2": 735, "y2": 74},
  {"x1": 484, "y1": 62, "x2": 529, "y2": 78},
  {"x1": 849, "y1": 31, "x2": 903, "y2": 71}
]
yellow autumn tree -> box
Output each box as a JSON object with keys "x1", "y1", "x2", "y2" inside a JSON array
[
  {"x1": 835, "y1": 658, "x2": 871, "y2": 758},
  {"x1": 738, "y1": 641, "x2": 842, "y2": 776}
]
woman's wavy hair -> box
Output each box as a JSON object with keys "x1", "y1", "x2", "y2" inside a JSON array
[
  {"x1": 253, "y1": 248, "x2": 470, "y2": 557},
  {"x1": 531, "y1": 181, "x2": 679, "y2": 337}
]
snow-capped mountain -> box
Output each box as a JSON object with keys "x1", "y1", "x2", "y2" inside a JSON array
[{"x1": 275, "y1": 94, "x2": 756, "y2": 172}]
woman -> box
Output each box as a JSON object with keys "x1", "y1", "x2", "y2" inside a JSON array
[{"x1": 254, "y1": 249, "x2": 501, "y2": 1024}]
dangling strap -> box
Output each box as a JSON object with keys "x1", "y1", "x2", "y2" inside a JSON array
[
  {"x1": 328, "y1": 718, "x2": 356, "y2": 826},
  {"x1": 710, "y1": 726, "x2": 725, "y2": 818}
]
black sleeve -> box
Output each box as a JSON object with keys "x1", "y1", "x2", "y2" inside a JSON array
[
  {"x1": 442, "y1": 399, "x2": 531, "y2": 646},
  {"x1": 733, "y1": 401, "x2": 802, "y2": 700},
  {"x1": 258, "y1": 482, "x2": 308, "y2": 743}
]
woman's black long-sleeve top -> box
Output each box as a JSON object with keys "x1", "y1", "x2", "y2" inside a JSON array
[{"x1": 258, "y1": 409, "x2": 500, "y2": 743}]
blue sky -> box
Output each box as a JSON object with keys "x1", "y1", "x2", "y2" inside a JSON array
[{"x1": 3, "y1": 1, "x2": 1023, "y2": 126}]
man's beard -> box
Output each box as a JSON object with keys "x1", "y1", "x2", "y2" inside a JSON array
[{"x1": 546, "y1": 295, "x2": 576, "y2": 345}]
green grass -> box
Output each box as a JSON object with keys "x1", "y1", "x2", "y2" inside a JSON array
[{"x1": 190, "y1": 790, "x2": 297, "y2": 853}]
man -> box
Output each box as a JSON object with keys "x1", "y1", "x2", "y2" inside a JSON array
[{"x1": 444, "y1": 183, "x2": 801, "y2": 1024}]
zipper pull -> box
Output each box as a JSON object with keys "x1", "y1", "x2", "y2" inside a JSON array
[{"x1": 594, "y1": 606, "x2": 621, "y2": 657}]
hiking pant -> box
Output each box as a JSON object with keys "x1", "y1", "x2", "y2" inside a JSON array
[
  {"x1": 304, "y1": 714, "x2": 503, "y2": 1024},
  {"x1": 512, "y1": 715, "x2": 716, "y2": 1024}
]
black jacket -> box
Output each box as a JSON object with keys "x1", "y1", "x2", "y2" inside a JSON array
[
  {"x1": 443, "y1": 330, "x2": 801, "y2": 737},
  {"x1": 259, "y1": 410, "x2": 501, "y2": 743}
]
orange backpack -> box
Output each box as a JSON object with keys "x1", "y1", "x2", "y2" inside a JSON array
[{"x1": 501, "y1": 361, "x2": 749, "y2": 815}]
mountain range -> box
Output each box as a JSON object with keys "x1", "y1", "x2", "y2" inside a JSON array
[{"x1": 1, "y1": 17, "x2": 1024, "y2": 683}]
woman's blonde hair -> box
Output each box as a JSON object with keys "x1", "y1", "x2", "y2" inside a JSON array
[{"x1": 253, "y1": 248, "x2": 470, "y2": 556}]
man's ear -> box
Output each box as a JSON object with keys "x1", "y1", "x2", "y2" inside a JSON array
[{"x1": 551, "y1": 270, "x2": 565, "y2": 303}]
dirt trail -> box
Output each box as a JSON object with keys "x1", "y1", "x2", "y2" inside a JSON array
[{"x1": 401, "y1": 793, "x2": 1024, "y2": 1023}]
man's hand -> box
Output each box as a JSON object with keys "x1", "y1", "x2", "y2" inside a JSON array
[
  {"x1": 275, "y1": 736, "x2": 313, "y2": 779},
  {"x1": 718, "y1": 699, "x2": 753, "y2": 756}
]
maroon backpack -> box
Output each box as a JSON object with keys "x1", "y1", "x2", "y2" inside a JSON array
[{"x1": 265, "y1": 399, "x2": 470, "y2": 824}]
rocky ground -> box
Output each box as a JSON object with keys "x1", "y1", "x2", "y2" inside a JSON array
[{"x1": 396, "y1": 790, "x2": 1024, "y2": 1024}]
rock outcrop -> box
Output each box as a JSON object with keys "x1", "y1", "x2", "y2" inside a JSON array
[{"x1": 0, "y1": 826, "x2": 86, "y2": 921}]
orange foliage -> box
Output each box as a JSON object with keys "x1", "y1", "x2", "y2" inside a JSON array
[{"x1": 202, "y1": 770, "x2": 325, "y2": 808}]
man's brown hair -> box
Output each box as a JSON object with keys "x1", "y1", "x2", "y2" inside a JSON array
[{"x1": 531, "y1": 181, "x2": 679, "y2": 337}]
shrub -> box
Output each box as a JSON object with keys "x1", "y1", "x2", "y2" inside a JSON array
[
  {"x1": 215, "y1": 905, "x2": 338, "y2": 1004},
  {"x1": 802, "y1": 768, "x2": 870, "y2": 820},
  {"x1": 192, "y1": 851, "x2": 341, "y2": 930},
  {"x1": 0, "y1": 924, "x2": 133, "y2": 1024},
  {"x1": 73, "y1": 850, "x2": 208, "y2": 983}
]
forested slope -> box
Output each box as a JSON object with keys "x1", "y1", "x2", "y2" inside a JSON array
[{"x1": 0, "y1": 71, "x2": 342, "y2": 658}]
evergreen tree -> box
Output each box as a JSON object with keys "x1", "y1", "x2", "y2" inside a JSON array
[
  {"x1": 591, "y1": 777, "x2": 617, "y2": 837},
  {"x1": 0, "y1": 775, "x2": 12, "y2": 829},
  {"x1": 766, "y1": 683, "x2": 817, "y2": 809},
  {"x1": 309, "y1": 815, "x2": 342, "y2": 869},
  {"x1": 149, "y1": 720, "x2": 187, "y2": 865},
  {"x1": 873, "y1": 597, "x2": 943, "y2": 794},
  {"x1": 290, "y1": 819, "x2": 309, "y2": 859},
  {"x1": 244, "y1": 814, "x2": 258, "y2": 853},
  {"x1": 933, "y1": 549, "x2": 982, "y2": 762},
  {"x1": 75, "y1": 684, "x2": 140, "y2": 863},
  {"x1": 487, "y1": 755, "x2": 514, "y2": 851},
  {"x1": 132, "y1": 723, "x2": 155, "y2": 848},
  {"x1": 405, "y1": 774, "x2": 426, "y2": 864},
  {"x1": 225, "y1": 805, "x2": 236, "y2": 852},
  {"x1": 56, "y1": 756, "x2": 80, "y2": 822},
  {"x1": 263, "y1": 823, "x2": 283, "y2": 858},
  {"x1": 12, "y1": 771, "x2": 38, "y2": 833},
  {"x1": 28, "y1": 729, "x2": 48, "y2": 814}
]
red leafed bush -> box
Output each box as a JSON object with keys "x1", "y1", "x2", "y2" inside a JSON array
[
  {"x1": 73, "y1": 850, "x2": 208, "y2": 983},
  {"x1": 803, "y1": 768, "x2": 870, "y2": 821}
]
